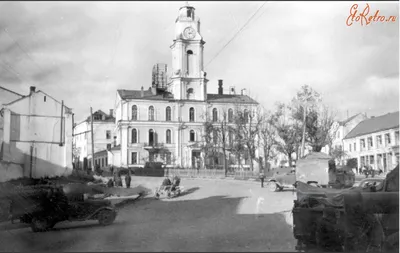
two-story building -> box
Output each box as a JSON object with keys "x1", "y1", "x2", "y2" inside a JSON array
[
  {"x1": 113, "y1": 3, "x2": 261, "y2": 170},
  {"x1": 343, "y1": 111, "x2": 399, "y2": 172},
  {"x1": 73, "y1": 109, "x2": 116, "y2": 169},
  {"x1": 1, "y1": 86, "x2": 73, "y2": 181},
  {"x1": 321, "y1": 113, "x2": 367, "y2": 162}
]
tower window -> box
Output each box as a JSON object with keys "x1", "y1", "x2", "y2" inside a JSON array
[
  {"x1": 148, "y1": 106, "x2": 154, "y2": 121},
  {"x1": 187, "y1": 50, "x2": 193, "y2": 55},
  {"x1": 187, "y1": 50, "x2": 193, "y2": 75},
  {"x1": 189, "y1": 107, "x2": 195, "y2": 122}
]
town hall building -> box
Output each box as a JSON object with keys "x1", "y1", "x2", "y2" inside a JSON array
[{"x1": 113, "y1": 3, "x2": 260, "y2": 170}]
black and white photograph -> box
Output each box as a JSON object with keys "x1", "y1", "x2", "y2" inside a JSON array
[{"x1": 0, "y1": 1, "x2": 399, "y2": 252}]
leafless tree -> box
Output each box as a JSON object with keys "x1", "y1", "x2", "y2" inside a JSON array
[{"x1": 258, "y1": 111, "x2": 278, "y2": 171}]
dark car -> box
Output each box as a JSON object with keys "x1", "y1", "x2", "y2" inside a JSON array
[
  {"x1": 9, "y1": 184, "x2": 117, "y2": 232},
  {"x1": 268, "y1": 167, "x2": 296, "y2": 192}
]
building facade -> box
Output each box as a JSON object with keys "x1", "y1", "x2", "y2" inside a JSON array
[
  {"x1": 73, "y1": 109, "x2": 116, "y2": 168},
  {"x1": 321, "y1": 113, "x2": 367, "y2": 160},
  {"x1": 1, "y1": 86, "x2": 24, "y2": 149},
  {"x1": 343, "y1": 111, "x2": 399, "y2": 172},
  {"x1": 114, "y1": 3, "x2": 261, "y2": 170},
  {"x1": 1, "y1": 86, "x2": 73, "y2": 181}
]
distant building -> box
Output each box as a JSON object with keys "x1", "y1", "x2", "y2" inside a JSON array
[
  {"x1": 321, "y1": 113, "x2": 368, "y2": 161},
  {"x1": 152, "y1": 63, "x2": 168, "y2": 90},
  {"x1": 73, "y1": 109, "x2": 116, "y2": 169},
  {"x1": 113, "y1": 3, "x2": 261, "y2": 170},
  {"x1": 1, "y1": 86, "x2": 73, "y2": 181},
  {"x1": 343, "y1": 111, "x2": 399, "y2": 172}
]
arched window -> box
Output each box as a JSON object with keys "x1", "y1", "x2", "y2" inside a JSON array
[
  {"x1": 148, "y1": 106, "x2": 154, "y2": 121},
  {"x1": 166, "y1": 106, "x2": 171, "y2": 121},
  {"x1": 149, "y1": 129, "x2": 154, "y2": 145},
  {"x1": 189, "y1": 107, "x2": 195, "y2": 122},
  {"x1": 166, "y1": 129, "x2": 171, "y2": 144},
  {"x1": 190, "y1": 130, "x2": 195, "y2": 142},
  {"x1": 244, "y1": 109, "x2": 249, "y2": 123},
  {"x1": 131, "y1": 105, "x2": 137, "y2": 121},
  {"x1": 131, "y1": 129, "x2": 137, "y2": 143},
  {"x1": 187, "y1": 88, "x2": 194, "y2": 99},
  {"x1": 228, "y1": 108, "x2": 233, "y2": 123},
  {"x1": 212, "y1": 108, "x2": 218, "y2": 122}
]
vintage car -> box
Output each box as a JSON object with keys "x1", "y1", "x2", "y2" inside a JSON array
[
  {"x1": 353, "y1": 177, "x2": 385, "y2": 188},
  {"x1": 9, "y1": 183, "x2": 117, "y2": 232},
  {"x1": 267, "y1": 167, "x2": 296, "y2": 192}
]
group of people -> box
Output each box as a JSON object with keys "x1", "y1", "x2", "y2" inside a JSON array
[
  {"x1": 159, "y1": 174, "x2": 181, "y2": 194},
  {"x1": 107, "y1": 170, "x2": 132, "y2": 188},
  {"x1": 354, "y1": 165, "x2": 384, "y2": 178}
]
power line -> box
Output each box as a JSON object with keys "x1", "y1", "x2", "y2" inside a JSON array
[{"x1": 205, "y1": 2, "x2": 267, "y2": 68}]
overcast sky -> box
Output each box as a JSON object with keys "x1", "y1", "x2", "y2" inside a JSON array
[{"x1": 0, "y1": 1, "x2": 398, "y2": 122}]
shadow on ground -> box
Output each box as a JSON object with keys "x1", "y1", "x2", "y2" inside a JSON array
[{"x1": 0, "y1": 194, "x2": 296, "y2": 252}]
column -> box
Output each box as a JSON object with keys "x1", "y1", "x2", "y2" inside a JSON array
[{"x1": 120, "y1": 125, "x2": 128, "y2": 168}]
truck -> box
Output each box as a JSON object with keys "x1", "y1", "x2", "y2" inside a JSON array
[
  {"x1": 267, "y1": 152, "x2": 355, "y2": 192},
  {"x1": 292, "y1": 164, "x2": 399, "y2": 252}
]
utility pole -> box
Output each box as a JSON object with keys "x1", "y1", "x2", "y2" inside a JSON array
[{"x1": 90, "y1": 107, "x2": 95, "y2": 172}]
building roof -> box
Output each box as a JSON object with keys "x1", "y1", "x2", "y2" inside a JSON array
[
  {"x1": 344, "y1": 111, "x2": 399, "y2": 140},
  {"x1": 111, "y1": 145, "x2": 121, "y2": 151},
  {"x1": 117, "y1": 89, "x2": 258, "y2": 104},
  {"x1": 3, "y1": 90, "x2": 72, "y2": 111},
  {"x1": 339, "y1": 113, "x2": 363, "y2": 126},
  {"x1": 86, "y1": 110, "x2": 115, "y2": 122}
]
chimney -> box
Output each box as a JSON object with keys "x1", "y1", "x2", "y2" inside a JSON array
[
  {"x1": 229, "y1": 86, "x2": 236, "y2": 95},
  {"x1": 141, "y1": 86, "x2": 144, "y2": 97},
  {"x1": 241, "y1": 88, "x2": 247, "y2": 96},
  {"x1": 30, "y1": 86, "x2": 36, "y2": 94},
  {"x1": 109, "y1": 109, "x2": 114, "y2": 117},
  {"x1": 218, "y1": 80, "x2": 223, "y2": 95}
]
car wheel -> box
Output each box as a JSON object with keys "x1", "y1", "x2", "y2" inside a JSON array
[
  {"x1": 268, "y1": 182, "x2": 279, "y2": 192},
  {"x1": 98, "y1": 209, "x2": 117, "y2": 226},
  {"x1": 31, "y1": 217, "x2": 51, "y2": 232}
]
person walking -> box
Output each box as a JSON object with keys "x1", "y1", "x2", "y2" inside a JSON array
[
  {"x1": 125, "y1": 171, "x2": 132, "y2": 188},
  {"x1": 259, "y1": 171, "x2": 265, "y2": 188}
]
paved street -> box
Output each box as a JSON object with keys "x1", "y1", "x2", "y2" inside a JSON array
[{"x1": 0, "y1": 178, "x2": 297, "y2": 252}]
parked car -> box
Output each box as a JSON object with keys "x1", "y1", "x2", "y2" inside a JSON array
[
  {"x1": 268, "y1": 168, "x2": 296, "y2": 192},
  {"x1": 9, "y1": 184, "x2": 117, "y2": 232}
]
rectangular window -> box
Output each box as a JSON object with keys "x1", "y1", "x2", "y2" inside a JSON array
[
  {"x1": 107, "y1": 144, "x2": 111, "y2": 150},
  {"x1": 105, "y1": 157, "x2": 108, "y2": 166},
  {"x1": 349, "y1": 144, "x2": 352, "y2": 152},
  {"x1": 395, "y1": 131, "x2": 399, "y2": 145},
  {"x1": 131, "y1": 152, "x2": 137, "y2": 164},
  {"x1": 106, "y1": 130, "x2": 111, "y2": 139},
  {"x1": 353, "y1": 143, "x2": 356, "y2": 151},
  {"x1": 361, "y1": 139, "x2": 365, "y2": 149},
  {"x1": 385, "y1": 133, "x2": 391, "y2": 145},
  {"x1": 368, "y1": 137, "x2": 373, "y2": 148}
]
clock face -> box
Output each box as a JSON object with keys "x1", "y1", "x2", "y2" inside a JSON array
[{"x1": 183, "y1": 27, "x2": 196, "y2": 39}]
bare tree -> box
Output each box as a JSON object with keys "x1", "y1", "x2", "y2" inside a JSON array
[
  {"x1": 272, "y1": 103, "x2": 302, "y2": 167},
  {"x1": 199, "y1": 112, "x2": 218, "y2": 170},
  {"x1": 259, "y1": 111, "x2": 278, "y2": 171}
]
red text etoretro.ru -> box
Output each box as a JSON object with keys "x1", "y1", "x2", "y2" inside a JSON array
[{"x1": 346, "y1": 4, "x2": 397, "y2": 26}]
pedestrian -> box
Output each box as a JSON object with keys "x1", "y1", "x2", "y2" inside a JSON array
[
  {"x1": 259, "y1": 171, "x2": 265, "y2": 188},
  {"x1": 125, "y1": 171, "x2": 132, "y2": 188},
  {"x1": 107, "y1": 178, "x2": 114, "y2": 188},
  {"x1": 114, "y1": 170, "x2": 123, "y2": 187}
]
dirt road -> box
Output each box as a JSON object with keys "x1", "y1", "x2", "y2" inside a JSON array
[{"x1": 0, "y1": 177, "x2": 297, "y2": 252}]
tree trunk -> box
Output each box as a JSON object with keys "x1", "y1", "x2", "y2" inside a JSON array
[
  {"x1": 301, "y1": 106, "x2": 307, "y2": 158},
  {"x1": 288, "y1": 154, "x2": 293, "y2": 167},
  {"x1": 223, "y1": 149, "x2": 227, "y2": 176}
]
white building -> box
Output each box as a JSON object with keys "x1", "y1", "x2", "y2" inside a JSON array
[
  {"x1": 114, "y1": 3, "x2": 261, "y2": 171},
  {"x1": 1, "y1": 86, "x2": 73, "y2": 181},
  {"x1": 343, "y1": 111, "x2": 399, "y2": 172},
  {"x1": 321, "y1": 113, "x2": 367, "y2": 159},
  {"x1": 73, "y1": 109, "x2": 116, "y2": 169}
]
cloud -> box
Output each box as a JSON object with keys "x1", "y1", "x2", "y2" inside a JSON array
[{"x1": 0, "y1": 1, "x2": 398, "y2": 122}]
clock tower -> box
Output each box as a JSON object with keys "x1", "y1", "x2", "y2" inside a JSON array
[{"x1": 169, "y1": 2, "x2": 208, "y2": 101}]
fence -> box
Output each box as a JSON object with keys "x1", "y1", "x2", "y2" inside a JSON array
[{"x1": 164, "y1": 168, "x2": 261, "y2": 180}]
